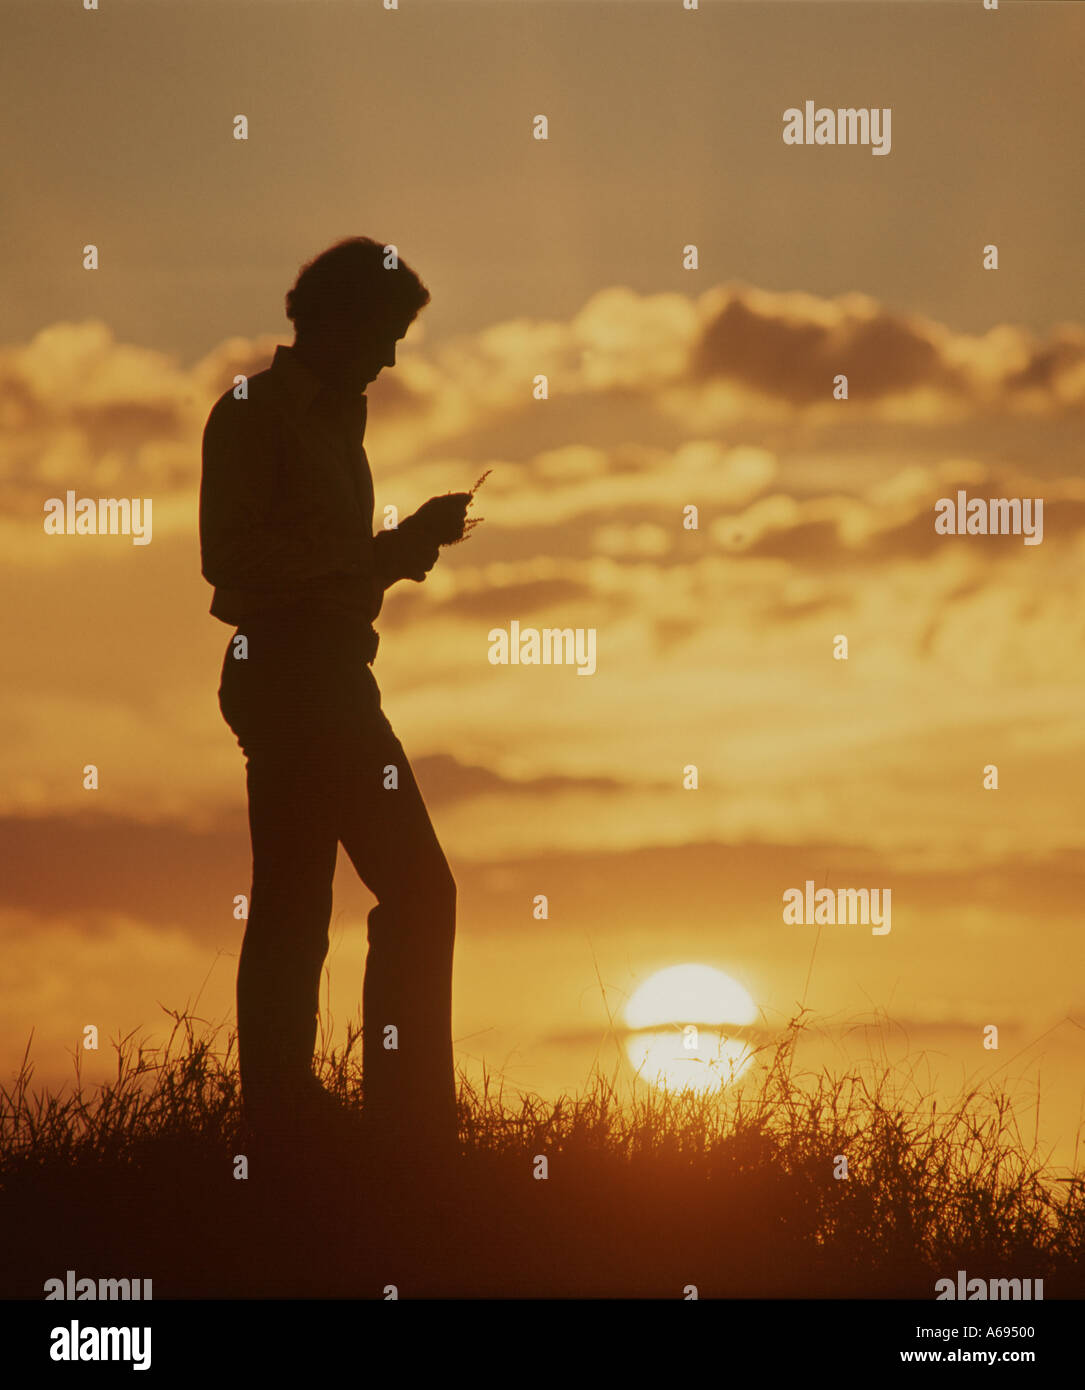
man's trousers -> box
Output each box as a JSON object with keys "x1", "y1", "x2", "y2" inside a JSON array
[{"x1": 217, "y1": 608, "x2": 457, "y2": 1148}]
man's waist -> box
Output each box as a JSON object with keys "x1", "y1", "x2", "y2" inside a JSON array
[
  {"x1": 228, "y1": 605, "x2": 380, "y2": 662},
  {"x1": 210, "y1": 574, "x2": 380, "y2": 626},
  {"x1": 213, "y1": 585, "x2": 380, "y2": 660}
]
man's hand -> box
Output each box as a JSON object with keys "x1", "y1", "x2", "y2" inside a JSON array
[
  {"x1": 374, "y1": 490, "x2": 478, "y2": 588},
  {"x1": 409, "y1": 492, "x2": 472, "y2": 546},
  {"x1": 397, "y1": 493, "x2": 471, "y2": 581}
]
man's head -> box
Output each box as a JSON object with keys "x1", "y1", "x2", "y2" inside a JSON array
[{"x1": 285, "y1": 237, "x2": 430, "y2": 394}]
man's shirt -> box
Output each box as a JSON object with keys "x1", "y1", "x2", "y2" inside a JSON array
[{"x1": 199, "y1": 343, "x2": 414, "y2": 636}]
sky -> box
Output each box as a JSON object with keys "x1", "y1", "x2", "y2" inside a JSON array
[{"x1": 2, "y1": 0, "x2": 1084, "y2": 1168}]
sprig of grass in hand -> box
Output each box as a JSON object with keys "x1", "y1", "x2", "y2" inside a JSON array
[
  {"x1": 413, "y1": 469, "x2": 491, "y2": 545},
  {"x1": 450, "y1": 469, "x2": 491, "y2": 544}
]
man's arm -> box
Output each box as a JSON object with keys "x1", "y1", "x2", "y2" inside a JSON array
[
  {"x1": 372, "y1": 493, "x2": 472, "y2": 589},
  {"x1": 372, "y1": 520, "x2": 441, "y2": 589},
  {"x1": 199, "y1": 395, "x2": 349, "y2": 592}
]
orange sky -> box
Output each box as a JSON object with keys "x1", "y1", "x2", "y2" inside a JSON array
[{"x1": 2, "y1": 0, "x2": 1083, "y2": 1169}]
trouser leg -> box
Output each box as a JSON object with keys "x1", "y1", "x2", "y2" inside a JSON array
[
  {"x1": 336, "y1": 723, "x2": 458, "y2": 1149},
  {"x1": 236, "y1": 761, "x2": 339, "y2": 1130}
]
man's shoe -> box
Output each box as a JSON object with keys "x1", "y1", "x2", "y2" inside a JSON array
[
  {"x1": 295, "y1": 1078, "x2": 367, "y2": 1144},
  {"x1": 242, "y1": 1077, "x2": 365, "y2": 1149}
]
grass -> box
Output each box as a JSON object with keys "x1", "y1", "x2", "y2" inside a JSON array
[{"x1": 1, "y1": 1006, "x2": 1081, "y2": 1298}]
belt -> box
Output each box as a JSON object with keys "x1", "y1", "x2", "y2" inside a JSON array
[{"x1": 232, "y1": 610, "x2": 380, "y2": 665}]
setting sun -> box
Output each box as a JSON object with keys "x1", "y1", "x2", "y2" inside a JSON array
[{"x1": 623, "y1": 964, "x2": 758, "y2": 1094}]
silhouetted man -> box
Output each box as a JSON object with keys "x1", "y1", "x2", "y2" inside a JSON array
[{"x1": 199, "y1": 238, "x2": 468, "y2": 1162}]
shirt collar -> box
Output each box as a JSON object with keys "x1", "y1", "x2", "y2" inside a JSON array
[{"x1": 270, "y1": 344, "x2": 367, "y2": 431}]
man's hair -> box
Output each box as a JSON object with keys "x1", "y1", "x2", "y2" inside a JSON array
[{"x1": 285, "y1": 237, "x2": 430, "y2": 336}]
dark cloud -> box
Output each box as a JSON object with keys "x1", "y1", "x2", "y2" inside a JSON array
[
  {"x1": 68, "y1": 399, "x2": 185, "y2": 451},
  {"x1": 1004, "y1": 336, "x2": 1085, "y2": 394},
  {"x1": 413, "y1": 753, "x2": 626, "y2": 802},
  {"x1": 689, "y1": 293, "x2": 962, "y2": 403},
  {"x1": 385, "y1": 575, "x2": 590, "y2": 622},
  {"x1": 0, "y1": 755, "x2": 633, "y2": 931},
  {"x1": 0, "y1": 810, "x2": 249, "y2": 939},
  {"x1": 0, "y1": 365, "x2": 44, "y2": 433},
  {"x1": 688, "y1": 289, "x2": 1085, "y2": 415},
  {"x1": 535, "y1": 1016, "x2": 1021, "y2": 1048}
]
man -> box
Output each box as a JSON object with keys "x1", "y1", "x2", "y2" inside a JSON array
[{"x1": 199, "y1": 237, "x2": 468, "y2": 1163}]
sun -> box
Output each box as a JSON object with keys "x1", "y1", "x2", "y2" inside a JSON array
[{"x1": 623, "y1": 963, "x2": 758, "y2": 1094}]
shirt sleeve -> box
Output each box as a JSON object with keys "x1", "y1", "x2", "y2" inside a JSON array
[
  {"x1": 372, "y1": 523, "x2": 411, "y2": 588},
  {"x1": 372, "y1": 513, "x2": 435, "y2": 589}
]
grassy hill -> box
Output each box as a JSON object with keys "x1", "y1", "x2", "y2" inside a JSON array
[{"x1": 2, "y1": 1008, "x2": 1081, "y2": 1299}]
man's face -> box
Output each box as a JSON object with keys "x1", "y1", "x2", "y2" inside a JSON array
[{"x1": 338, "y1": 315, "x2": 411, "y2": 392}]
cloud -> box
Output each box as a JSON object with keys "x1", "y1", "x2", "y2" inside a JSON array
[
  {"x1": 709, "y1": 459, "x2": 1085, "y2": 564},
  {"x1": 0, "y1": 322, "x2": 199, "y2": 514},
  {"x1": 685, "y1": 285, "x2": 1085, "y2": 419},
  {"x1": 4, "y1": 289, "x2": 1085, "y2": 871},
  {"x1": 6, "y1": 284, "x2": 1084, "y2": 534},
  {"x1": 690, "y1": 288, "x2": 964, "y2": 403}
]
